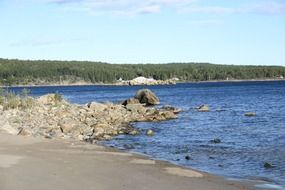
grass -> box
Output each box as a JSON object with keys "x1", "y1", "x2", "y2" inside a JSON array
[{"x1": 0, "y1": 88, "x2": 35, "y2": 110}]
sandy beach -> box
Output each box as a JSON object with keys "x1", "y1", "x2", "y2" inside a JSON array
[{"x1": 0, "y1": 132, "x2": 264, "y2": 190}]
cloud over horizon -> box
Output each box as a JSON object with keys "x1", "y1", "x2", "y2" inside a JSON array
[{"x1": 41, "y1": 0, "x2": 285, "y2": 16}]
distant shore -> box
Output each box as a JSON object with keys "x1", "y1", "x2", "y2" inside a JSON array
[{"x1": 1, "y1": 78, "x2": 284, "y2": 88}]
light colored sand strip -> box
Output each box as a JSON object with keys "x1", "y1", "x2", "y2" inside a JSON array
[
  {"x1": 164, "y1": 167, "x2": 204, "y2": 178},
  {"x1": 93, "y1": 151, "x2": 133, "y2": 157},
  {"x1": 130, "y1": 159, "x2": 156, "y2": 165},
  {"x1": 0, "y1": 154, "x2": 23, "y2": 168}
]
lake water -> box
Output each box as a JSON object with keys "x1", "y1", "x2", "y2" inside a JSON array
[{"x1": 10, "y1": 81, "x2": 285, "y2": 187}]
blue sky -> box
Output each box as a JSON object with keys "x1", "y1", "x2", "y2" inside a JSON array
[{"x1": 0, "y1": 0, "x2": 285, "y2": 65}]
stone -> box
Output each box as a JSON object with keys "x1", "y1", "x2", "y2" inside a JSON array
[
  {"x1": 161, "y1": 105, "x2": 182, "y2": 114},
  {"x1": 0, "y1": 89, "x2": 181, "y2": 144},
  {"x1": 129, "y1": 130, "x2": 140, "y2": 135},
  {"x1": 185, "y1": 155, "x2": 192, "y2": 160},
  {"x1": 18, "y1": 128, "x2": 32, "y2": 136},
  {"x1": 58, "y1": 118, "x2": 81, "y2": 134},
  {"x1": 122, "y1": 98, "x2": 140, "y2": 106},
  {"x1": 264, "y1": 162, "x2": 273, "y2": 168},
  {"x1": 86, "y1": 102, "x2": 108, "y2": 112},
  {"x1": 210, "y1": 138, "x2": 221, "y2": 144},
  {"x1": 103, "y1": 134, "x2": 112, "y2": 141},
  {"x1": 197, "y1": 105, "x2": 210, "y2": 112},
  {"x1": 0, "y1": 122, "x2": 19, "y2": 135},
  {"x1": 134, "y1": 89, "x2": 160, "y2": 106},
  {"x1": 126, "y1": 104, "x2": 146, "y2": 114},
  {"x1": 123, "y1": 144, "x2": 135, "y2": 149},
  {"x1": 245, "y1": 112, "x2": 256, "y2": 117},
  {"x1": 146, "y1": 129, "x2": 154, "y2": 136},
  {"x1": 37, "y1": 94, "x2": 62, "y2": 105}
]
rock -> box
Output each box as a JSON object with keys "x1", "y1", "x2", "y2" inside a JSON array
[
  {"x1": 210, "y1": 138, "x2": 221, "y2": 144},
  {"x1": 58, "y1": 118, "x2": 81, "y2": 134},
  {"x1": 0, "y1": 122, "x2": 19, "y2": 135},
  {"x1": 122, "y1": 98, "x2": 140, "y2": 106},
  {"x1": 18, "y1": 128, "x2": 32, "y2": 136},
  {"x1": 126, "y1": 104, "x2": 146, "y2": 114},
  {"x1": 103, "y1": 134, "x2": 112, "y2": 141},
  {"x1": 123, "y1": 144, "x2": 135, "y2": 149},
  {"x1": 185, "y1": 155, "x2": 193, "y2": 160},
  {"x1": 146, "y1": 129, "x2": 154, "y2": 136},
  {"x1": 197, "y1": 105, "x2": 210, "y2": 112},
  {"x1": 129, "y1": 130, "x2": 140, "y2": 135},
  {"x1": 245, "y1": 112, "x2": 256, "y2": 117},
  {"x1": 161, "y1": 105, "x2": 182, "y2": 114},
  {"x1": 134, "y1": 89, "x2": 160, "y2": 106},
  {"x1": 86, "y1": 102, "x2": 107, "y2": 112},
  {"x1": 37, "y1": 94, "x2": 62, "y2": 105},
  {"x1": 264, "y1": 162, "x2": 273, "y2": 168},
  {"x1": 160, "y1": 111, "x2": 177, "y2": 120}
]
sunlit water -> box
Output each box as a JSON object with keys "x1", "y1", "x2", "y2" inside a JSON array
[{"x1": 10, "y1": 81, "x2": 285, "y2": 186}]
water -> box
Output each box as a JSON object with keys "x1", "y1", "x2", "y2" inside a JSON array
[{"x1": 10, "y1": 81, "x2": 285, "y2": 186}]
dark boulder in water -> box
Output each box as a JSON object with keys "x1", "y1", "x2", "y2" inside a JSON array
[
  {"x1": 185, "y1": 155, "x2": 192, "y2": 160},
  {"x1": 210, "y1": 138, "x2": 222, "y2": 144},
  {"x1": 264, "y1": 162, "x2": 273, "y2": 169}
]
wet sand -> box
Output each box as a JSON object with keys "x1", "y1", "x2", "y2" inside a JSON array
[{"x1": 0, "y1": 133, "x2": 265, "y2": 190}]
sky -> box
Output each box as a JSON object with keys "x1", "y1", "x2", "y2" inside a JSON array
[{"x1": 0, "y1": 0, "x2": 285, "y2": 66}]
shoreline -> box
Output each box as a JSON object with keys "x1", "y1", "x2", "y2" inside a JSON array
[
  {"x1": 0, "y1": 132, "x2": 270, "y2": 190},
  {"x1": 1, "y1": 86, "x2": 284, "y2": 189},
  {"x1": 1, "y1": 78, "x2": 284, "y2": 88}
]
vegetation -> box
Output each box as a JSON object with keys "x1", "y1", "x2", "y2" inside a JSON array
[
  {"x1": 0, "y1": 88, "x2": 34, "y2": 110},
  {"x1": 0, "y1": 58, "x2": 284, "y2": 85}
]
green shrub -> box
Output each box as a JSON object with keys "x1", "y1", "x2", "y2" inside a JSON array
[
  {"x1": 4, "y1": 92, "x2": 21, "y2": 110},
  {"x1": 54, "y1": 93, "x2": 63, "y2": 103}
]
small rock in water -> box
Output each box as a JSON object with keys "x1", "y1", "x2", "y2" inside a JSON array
[
  {"x1": 197, "y1": 105, "x2": 210, "y2": 112},
  {"x1": 245, "y1": 112, "x2": 256, "y2": 117},
  {"x1": 264, "y1": 162, "x2": 273, "y2": 169},
  {"x1": 129, "y1": 130, "x2": 140, "y2": 136},
  {"x1": 123, "y1": 144, "x2": 134, "y2": 149},
  {"x1": 185, "y1": 155, "x2": 192, "y2": 160},
  {"x1": 146, "y1": 129, "x2": 154, "y2": 136},
  {"x1": 210, "y1": 138, "x2": 222, "y2": 144}
]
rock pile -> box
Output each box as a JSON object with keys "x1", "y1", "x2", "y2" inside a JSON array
[{"x1": 0, "y1": 90, "x2": 180, "y2": 142}]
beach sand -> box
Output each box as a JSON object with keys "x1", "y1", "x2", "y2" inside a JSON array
[{"x1": 0, "y1": 133, "x2": 263, "y2": 190}]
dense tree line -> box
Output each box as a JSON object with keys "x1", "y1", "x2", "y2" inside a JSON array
[{"x1": 0, "y1": 58, "x2": 284, "y2": 85}]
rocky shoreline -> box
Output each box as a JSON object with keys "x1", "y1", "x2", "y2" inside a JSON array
[{"x1": 0, "y1": 89, "x2": 181, "y2": 142}]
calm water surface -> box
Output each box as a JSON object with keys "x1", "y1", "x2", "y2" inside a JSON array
[{"x1": 11, "y1": 81, "x2": 285, "y2": 187}]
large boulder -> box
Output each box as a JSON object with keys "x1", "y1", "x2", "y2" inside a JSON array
[{"x1": 134, "y1": 89, "x2": 160, "y2": 106}]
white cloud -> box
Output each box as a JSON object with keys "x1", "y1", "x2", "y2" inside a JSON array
[
  {"x1": 45, "y1": 0, "x2": 197, "y2": 15},
  {"x1": 43, "y1": 0, "x2": 285, "y2": 16}
]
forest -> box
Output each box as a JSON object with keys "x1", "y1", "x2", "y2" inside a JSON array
[{"x1": 0, "y1": 58, "x2": 284, "y2": 86}]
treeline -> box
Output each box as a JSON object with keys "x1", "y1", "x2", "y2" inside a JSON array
[{"x1": 0, "y1": 58, "x2": 284, "y2": 85}]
